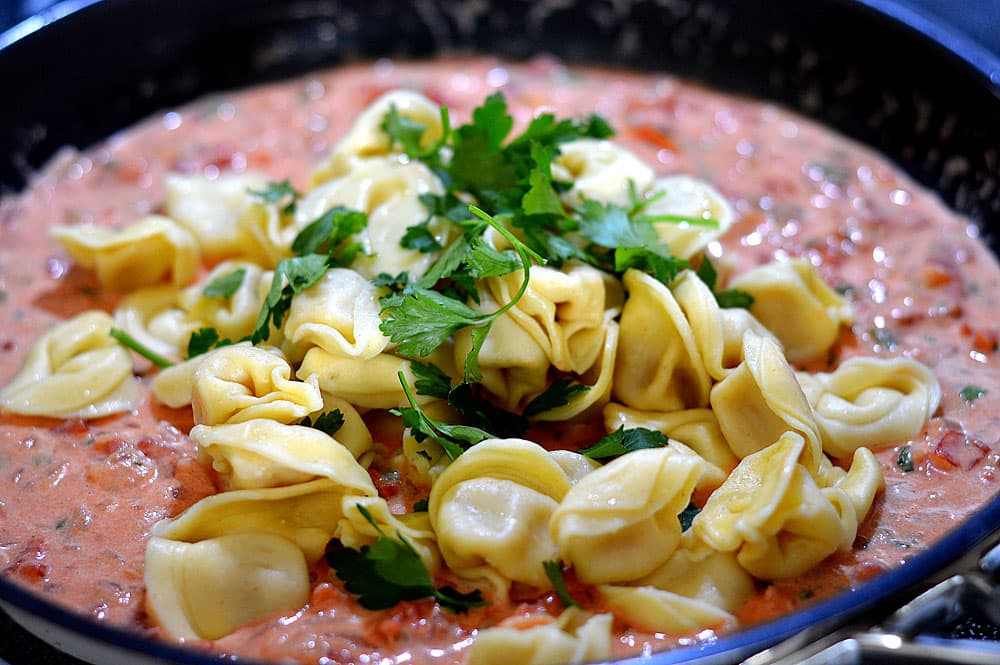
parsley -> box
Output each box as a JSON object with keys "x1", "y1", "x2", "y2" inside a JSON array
[
  {"x1": 109, "y1": 327, "x2": 174, "y2": 368},
  {"x1": 326, "y1": 504, "x2": 485, "y2": 612},
  {"x1": 446, "y1": 383, "x2": 528, "y2": 438},
  {"x1": 696, "y1": 255, "x2": 754, "y2": 309},
  {"x1": 678, "y1": 503, "x2": 701, "y2": 532},
  {"x1": 300, "y1": 410, "x2": 345, "y2": 437},
  {"x1": 290, "y1": 206, "x2": 368, "y2": 266},
  {"x1": 186, "y1": 327, "x2": 234, "y2": 359},
  {"x1": 896, "y1": 444, "x2": 914, "y2": 473},
  {"x1": 251, "y1": 254, "x2": 330, "y2": 344},
  {"x1": 542, "y1": 560, "x2": 580, "y2": 609},
  {"x1": 379, "y1": 207, "x2": 544, "y2": 381},
  {"x1": 960, "y1": 385, "x2": 987, "y2": 403},
  {"x1": 202, "y1": 268, "x2": 247, "y2": 298},
  {"x1": 410, "y1": 361, "x2": 453, "y2": 399},
  {"x1": 392, "y1": 372, "x2": 493, "y2": 460},
  {"x1": 248, "y1": 180, "x2": 300, "y2": 215},
  {"x1": 400, "y1": 221, "x2": 443, "y2": 253},
  {"x1": 412, "y1": 499, "x2": 429, "y2": 513},
  {"x1": 579, "y1": 426, "x2": 670, "y2": 460},
  {"x1": 522, "y1": 379, "x2": 590, "y2": 417}
]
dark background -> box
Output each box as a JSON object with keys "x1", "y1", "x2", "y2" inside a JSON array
[{"x1": 0, "y1": 1, "x2": 997, "y2": 664}]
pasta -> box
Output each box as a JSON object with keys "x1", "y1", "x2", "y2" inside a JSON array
[{"x1": 2, "y1": 60, "x2": 968, "y2": 665}]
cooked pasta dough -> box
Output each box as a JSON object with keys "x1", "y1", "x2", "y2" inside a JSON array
[
  {"x1": 796, "y1": 356, "x2": 942, "y2": 458},
  {"x1": 51, "y1": 215, "x2": 200, "y2": 291},
  {"x1": 552, "y1": 139, "x2": 654, "y2": 207},
  {"x1": 0, "y1": 310, "x2": 140, "y2": 419},
  {"x1": 644, "y1": 175, "x2": 735, "y2": 260},
  {"x1": 467, "y1": 610, "x2": 613, "y2": 665}
]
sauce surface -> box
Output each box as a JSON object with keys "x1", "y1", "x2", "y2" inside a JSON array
[{"x1": 2, "y1": 56, "x2": 1000, "y2": 663}]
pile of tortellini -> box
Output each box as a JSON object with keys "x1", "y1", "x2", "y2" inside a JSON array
[{"x1": 0, "y1": 90, "x2": 942, "y2": 664}]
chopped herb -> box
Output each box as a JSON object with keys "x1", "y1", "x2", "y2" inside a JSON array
[
  {"x1": 186, "y1": 327, "x2": 235, "y2": 359},
  {"x1": 392, "y1": 372, "x2": 493, "y2": 460},
  {"x1": 290, "y1": 206, "x2": 368, "y2": 266},
  {"x1": 202, "y1": 268, "x2": 247, "y2": 298},
  {"x1": 542, "y1": 560, "x2": 580, "y2": 609},
  {"x1": 400, "y1": 221, "x2": 444, "y2": 253},
  {"x1": 412, "y1": 499, "x2": 429, "y2": 513},
  {"x1": 798, "y1": 589, "x2": 816, "y2": 601},
  {"x1": 446, "y1": 382, "x2": 528, "y2": 439},
  {"x1": 896, "y1": 444, "x2": 915, "y2": 473},
  {"x1": 326, "y1": 504, "x2": 485, "y2": 612},
  {"x1": 834, "y1": 282, "x2": 856, "y2": 298},
  {"x1": 300, "y1": 410, "x2": 345, "y2": 438},
  {"x1": 248, "y1": 180, "x2": 300, "y2": 215},
  {"x1": 109, "y1": 327, "x2": 174, "y2": 368},
  {"x1": 410, "y1": 361, "x2": 454, "y2": 400},
  {"x1": 960, "y1": 385, "x2": 987, "y2": 403},
  {"x1": 678, "y1": 503, "x2": 701, "y2": 532},
  {"x1": 696, "y1": 255, "x2": 753, "y2": 309},
  {"x1": 523, "y1": 379, "x2": 591, "y2": 417},
  {"x1": 579, "y1": 426, "x2": 670, "y2": 460},
  {"x1": 251, "y1": 254, "x2": 330, "y2": 344},
  {"x1": 55, "y1": 517, "x2": 68, "y2": 530}
]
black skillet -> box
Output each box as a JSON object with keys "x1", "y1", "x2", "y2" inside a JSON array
[{"x1": 1, "y1": 1, "x2": 999, "y2": 663}]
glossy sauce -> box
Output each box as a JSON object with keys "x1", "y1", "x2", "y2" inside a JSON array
[{"x1": 1, "y1": 57, "x2": 999, "y2": 663}]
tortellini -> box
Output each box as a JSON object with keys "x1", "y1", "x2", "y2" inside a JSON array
[
  {"x1": 297, "y1": 157, "x2": 450, "y2": 279},
  {"x1": 552, "y1": 139, "x2": 654, "y2": 207},
  {"x1": 178, "y1": 260, "x2": 271, "y2": 343},
  {"x1": 709, "y1": 330, "x2": 823, "y2": 464},
  {"x1": 114, "y1": 286, "x2": 197, "y2": 362},
  {"x1": 728, "y1": 258, "x2": 853, "y2": 362},
  {"x1": 145, "y1": 532, "x2": 310, "y2": 640},
  {"x1": 281, "y1": 267, "x2": 389, "y2": 361},
  {"x1": 164, "y1": 171, "x2": 271, "y2": 258},
  {"x1": 692, "y1": 431, "x2": 882, "y2": 579},
  {"x1": 191, "y1": 419, "x2": 368, "y2": 490},
  {"x1": 598, "y1": 584, "x2": 734, "y2": 634},
  {"x1": 312, "y1": 89, "x2": 445, "y2": 185},
  {"x1": 550, "y1": 446, "x2": 705, "y2": 584},
  {"x1": 614, "y1": 269, "x2": 711, "y2": 412},
  {"x1": 0, "y1": 310, "x2": 140, "y2": 419},
  {"x1": 468, "y1": 610, "x2": 613, "y2": 665},
  {"x1": 643, "y1": 175, "x2": 735, "y2": 260},
  {"x1": 51, "y1": 215, "x2": 199, "y2": 291},
  {"x1": 428, "y1": 439, "x2": 572, "y2": 590},
  {"x1": 796, "y1": 356, "x2": 942, "y2": 458},
  {"x1": 191, "y1": 343, "x2": 323, "y2": 425}
]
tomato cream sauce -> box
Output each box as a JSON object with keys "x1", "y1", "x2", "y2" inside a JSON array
[{"x1": 2, "y1": 56, "x2": 1000, "y2": 664}]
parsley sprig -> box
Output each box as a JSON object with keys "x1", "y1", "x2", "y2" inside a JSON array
[
  {"x1": 326, "y1": 504, "x2": 485, "y2": 612},
  {"x1": 109, "y1": 327, "x2": 175, "y2": 368},
  {"x1": 392, "y1": 371, "x2": 493, "y2": 460},
  {"x1": 578, "y1": 426, "x2": 670, "y2": 459}
]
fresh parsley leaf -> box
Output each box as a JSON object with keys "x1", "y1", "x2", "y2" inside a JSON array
[
  {"x1": 542, "y1": 560, "x2": 580, "y2": 609},
  {"x1": 400, "y1": 221, "x2": 443, "y2": 253},
  {"x1": 326, "y1": 504, "x2": 485, "y2": 612},
  {"x1": 186, "y1": 327, "x2": 235, "y2": 358},
  {"x1": 109, "y1": 327, "x2": 174, "y2": 368},
  {"x1": 412, "y1": 499, "x2": 429, "y2": 513},
  {"x1": 522, "y1": 379, "x2": 590, "y2": 417},
  {"x1": 576, "y1": 199, "x2": 658, "y2": 249},
  {"x1": 372, "y1": 271, "x2": 412, "y2": 290},
  {"x1": 696, "y1": 255, "x2": 753, "y2": 309},
  {"x1": 300, "y1": 410, "x2": 346, "y2": 437},
  {"x1": 392, "y1": 372, "x2": 493, "y2": 460},
  {"x1": 410, "y1": 361, "x2": 453, "y2": 400},
  {"x1": 522, "y1": 169, "x2": 564, "y2": 217},
  {"x1": 380, "y1": 287, "x2": 484, "y2": 359},
  {"x1": 465, "y1": 237, "x2": 522, "y2": 278},
  {"x1": 446, "y1": 383, "x2": 528, "y2": 438},
  {"x1": 614, "y1": 246, "x2": 689, "y2": 285},
  {"x1": 715, "y1": 289, "x2": 755, "y2": 309},
  {"x1": 960, "y1": 385, "x2": 987, "y2": 403},
  {"x1": 678, "y1": 503, "x2": 701, "y2": 532},
  {"x1": 579, "y1": 426, "x2": 670, "y2": 459},
  {"x1": 381, "y1": 104, "x2": 429, "y2": 156},
  {"x1": 896, "y1": 444, "x2": 915, "y2": 473},
  {"x1": 202, "y1": 268, "x2": 247, "y2": 298},
  {"x1": 251, "y1": 254, "x2": 330, "y2": 344},
  {"x1": 249, "y1": 180, "x2": 300, "y2": 215},
  {"x1": 291, "y1": 206, "x2": 368, "y2": 266}
]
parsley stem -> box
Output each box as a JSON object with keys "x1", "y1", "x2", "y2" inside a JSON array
[
  {"x1": 109, "y1": 327, "x2": 175, "y2": 368},
  {"x1": 637, "y1": 213, "x2": 719, "y2": 228}
]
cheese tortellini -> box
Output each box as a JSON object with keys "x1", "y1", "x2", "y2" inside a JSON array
[
  {"x1": 51, "y1": 215, "x2": 199, "y2": 291},
  {"x1": 0, "y1": 310, "x2": 140, "y2": 419},
  {"x1": 468, "y1": 610, "x2": 613, "y2": 665}
]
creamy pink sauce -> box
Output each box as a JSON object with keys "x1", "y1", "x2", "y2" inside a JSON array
[{"x1": 1, "y1": 56, "x2": 1000, "y2": 663}]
